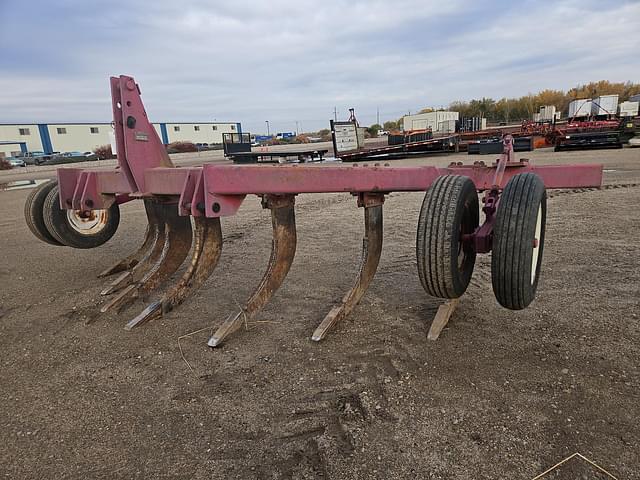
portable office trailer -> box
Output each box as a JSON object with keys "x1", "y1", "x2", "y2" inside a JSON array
[
  {"x1": 403, "y1": 111, "x2": 459, "y2": 132},
  {"x1": 568, "y1": 99, "x2": 592, "y2": 118},
  {"x1": 591, "y1": 95, "x2": 618, "y2": 116},
  {"x1": 618, "y1": 101, "x2": 639, "y2": 117},
  {"x1": 538, "y1": 105, "x2": 556, "y2": 121}
]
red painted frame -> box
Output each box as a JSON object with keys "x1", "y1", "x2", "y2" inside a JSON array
[{"x1": 56, "y1": 75, "x2": 604, "y2": 228}]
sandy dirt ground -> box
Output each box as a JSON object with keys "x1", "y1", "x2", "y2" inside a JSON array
[{"x1": 0, "y1": 147, "x2": 639, "y2": 479}]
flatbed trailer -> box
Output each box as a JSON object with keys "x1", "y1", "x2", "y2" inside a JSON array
[
  {"x1": 228, "y1": 149, "x2": 328, "y2": 164},
  {"x1": 554, "y1": 130, "x2": 623, "y2": 151},
  {"x1": 337, "y1": 135, "x2": 458, "y2": 161}
]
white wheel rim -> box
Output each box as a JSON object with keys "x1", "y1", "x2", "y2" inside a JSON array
[
  {"x1": 66, "y1": 209, "x2": 108, "y2": 235},
  {"x1": 531, "y1": 205, "x2": 542, "y2": 284}
]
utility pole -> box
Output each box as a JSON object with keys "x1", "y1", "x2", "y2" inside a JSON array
[
  {"x1": 376, "y1": 107, "x2": 379, "y2": 126},
  {"x1": 265, "y1": 120, "x2": 270, "y2": 136},
  {"x1": 333, "y1": 107, "x2": 337, "y2": 122},
  {"x1": 295, "y1": 120, "x2": 299, "y2": 135}
]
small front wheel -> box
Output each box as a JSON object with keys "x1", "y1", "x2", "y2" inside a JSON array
[
  {"x1": 42, "y1": 185, "x2": 120, "y2": 249},
  {"x1": 492, "y1": 173, "x2": 546, "y2": 310},
  {"x1": 416, "y1": 175, "x2": 479, "y2": 299}
]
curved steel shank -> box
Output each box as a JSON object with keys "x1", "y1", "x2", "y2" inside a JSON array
[
  {"x1": 208, "y1": 195, "x2": 296, "y2": 347},
  {"x1": 125, "y1": 217, "x2": 223, "y2": 329},
  {"x1": 100, "y1": 201, "x2": 165, "y2": 295},
  {"x1": 312, "y1": 199, "x2": 383, "y2": 341},
  {"x1": 100, "y1": 202, "x2": 192, "y2": 313}
]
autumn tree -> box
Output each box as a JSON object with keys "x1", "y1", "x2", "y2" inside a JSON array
[
  {"x1": 445, "y1": 80, "x2": 640, "y2": 123},
  {"x1": 383, "y1": 120, "x2": 399, "y2": 131}
]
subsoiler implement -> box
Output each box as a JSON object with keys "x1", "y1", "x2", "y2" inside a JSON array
[{"x1": 24, "y1": 76, "x2": 603, "y2": 346}]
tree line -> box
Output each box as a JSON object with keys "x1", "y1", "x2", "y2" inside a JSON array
[{"x1": 380, "y1": 81, "x2": 640, "y2": 129}]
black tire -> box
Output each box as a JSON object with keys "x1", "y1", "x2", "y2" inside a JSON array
[
  {"x1": 42, "y1": 185, "x2": 120, "y2": 249},
  {"x1": 417, "y1": 175, "x2": 479, "y2": 299},
  {"x1": 492, "y1": 172, "x2": 546, "y2": 310},
  {"x1": 24, "y1": 180, "x2": 64, "y2": 246}
]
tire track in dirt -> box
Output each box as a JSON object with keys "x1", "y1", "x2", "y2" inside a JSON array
[{"x1": 265, "y1": 338, "x2": 423, "y2": 478}]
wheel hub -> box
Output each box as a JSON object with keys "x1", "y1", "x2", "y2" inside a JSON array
[
  {"x1": 66, "y1": 209, "x2": 108, "y2": 235},
  {"x1": 531, "y1": 204, "x2": 543, "y2": 284}
]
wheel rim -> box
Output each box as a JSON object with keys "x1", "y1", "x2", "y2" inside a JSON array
[
  {"x1": 66, "y1": 209, "x2": 108, "y2": 235},
  {"x1": 457, "y1": 203, "x2": 476, "y2": 273},
  {"x1": 457, "y1": 224, "x2": 465, "y2": 270},
  {"x1": 531, "y1": 204, "x2": 542, "y2": 284}
]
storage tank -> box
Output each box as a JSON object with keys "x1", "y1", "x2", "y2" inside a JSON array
[
  {"x1": 568, "y1": 99, "x2": 592, "y2": 118},
  {"x1": 618, "y1": 101, "x2": 639, "y2": 117},
  {"x1": 591, "y1": 95, "x2": 618, "y2": 116}
]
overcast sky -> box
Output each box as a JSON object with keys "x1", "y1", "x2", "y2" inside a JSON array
[{"x1": 0, "y1": 0, "x2": 638, "y2": 133}]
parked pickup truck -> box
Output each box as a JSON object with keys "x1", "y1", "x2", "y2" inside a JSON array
[
  {"x1": 16, "y1": 151, "x2": 99, "y2": 165},
  {"x1": 17, "y1": 151, "x2": 56, "y2": 165}
]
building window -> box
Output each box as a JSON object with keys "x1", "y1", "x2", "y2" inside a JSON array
[
  {"x1": 57, "y1": 127, "x2": 67, "y2": 134},
  {"x1": 90, "y1": 127, "x2": 99, "y2": 134},
  {"x1": 194, "y1": 125, "x2": 200, "y2": 131},
  {"x1": 18, "y1": 128, "x2": 30, "y2": 135},
  {"x1": 230, "y1": 125, "x2": 236, "y2": 130},
  {"x1": 174, "y1": 126, "x2": 180, "y2": 132},
  {"x1": 212, "y1": 125, "x2": 217, "y2": 131}
]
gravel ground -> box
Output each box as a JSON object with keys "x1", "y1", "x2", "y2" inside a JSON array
[{"x1": 0, "y1": 147, "x2": 638, "y2": 479}]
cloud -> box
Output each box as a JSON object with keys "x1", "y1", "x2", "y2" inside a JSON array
[{"x1": 0, "y1": 0, "x2": 638, "y2": 133}]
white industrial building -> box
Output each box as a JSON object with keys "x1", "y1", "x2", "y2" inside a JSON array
[
  {"x1": 403, "y1": 111, "x2": 459, "y2": 133},
  {"x1": 0, "y1": 121, "x2": 241, "y2": 156}
]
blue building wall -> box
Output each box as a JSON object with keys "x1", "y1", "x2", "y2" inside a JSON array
[
  {"x1": 159, "y1": 123, "x2": 169, "y2": 144},
  {"x1": 38, "y1": 124, "x2": 54, "y2": 154}
]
